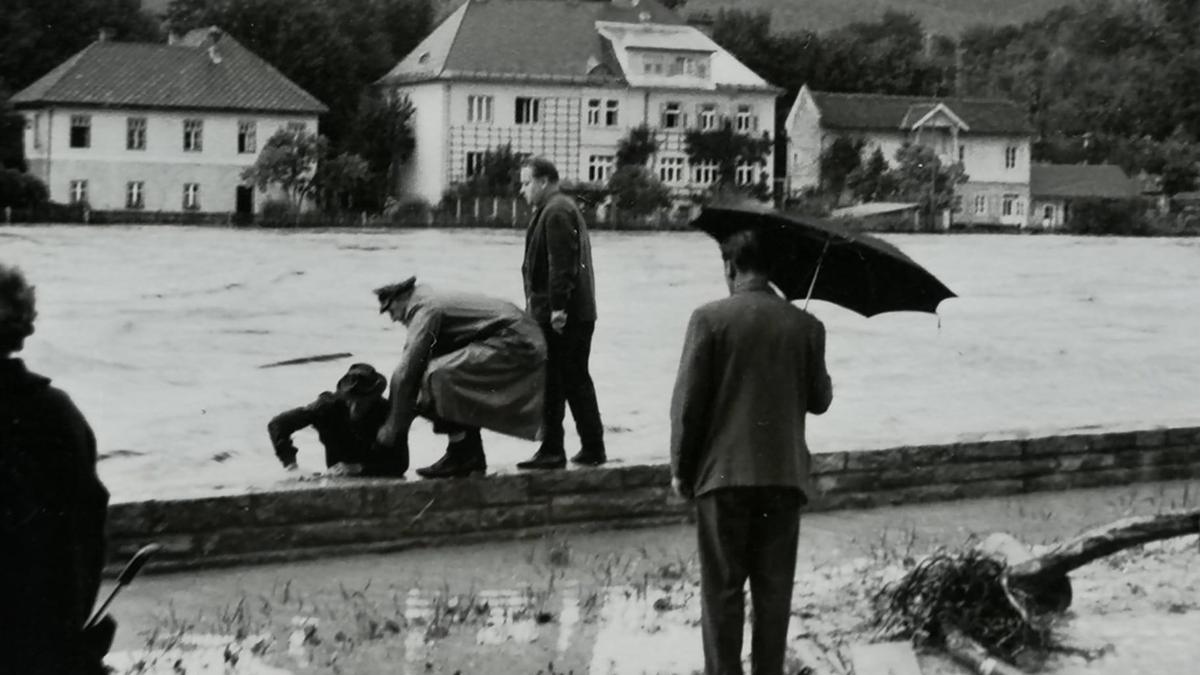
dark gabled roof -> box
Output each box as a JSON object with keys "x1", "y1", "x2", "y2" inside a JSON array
[
  {"x1": 11, "y1": 27, "x2": 327, "y2": 114},
  {"x1": 1031, "y1": 164, "x2": 1139, "y2": 199},
  {"x1": 811, "y1": 91, "x2": 1033, "y2": 135},
  {"x1": 379, "y1": 0, "x2": 682, "y2": 85}
]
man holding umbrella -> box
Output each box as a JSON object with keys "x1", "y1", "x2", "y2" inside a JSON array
[{"x1": 670, "y1": 229, "x2": 833, "y2": 675}]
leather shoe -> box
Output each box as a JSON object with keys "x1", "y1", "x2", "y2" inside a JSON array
[
  {"x1": 416, "y1": 451, "x2": 485, "y2": 479},
  {"x1": 570, "y1": 447, "x2": 607, "y2": 466},
  {"x1": 517, "y1": 445, "x2": 566, "y2": 470}
]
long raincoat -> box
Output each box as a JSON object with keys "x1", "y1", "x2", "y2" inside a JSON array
[{"x1": 389, "y1": 286, "x2": 547, "y2": 440}]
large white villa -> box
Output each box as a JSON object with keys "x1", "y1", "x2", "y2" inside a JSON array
[
  {"x1": 12, "y1": 27, "x2": 326, "y2": 216},
  {"x1": 378, "y1": 0, "x2": 781, "y2": 206}
]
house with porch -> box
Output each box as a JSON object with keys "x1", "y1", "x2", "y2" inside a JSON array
[
  {"x1": 1030, "y1": 163, "x2": 1140, "y2": 229},
  {"x1": 11, "y1": 27, "x2": 326, "y2": 217},
  {"x1": 784, "y1": 86, "x2": 1034, "y2": 227},
  {"x1": 377, "y1": 0, "x2": 780, "y2": 206}
]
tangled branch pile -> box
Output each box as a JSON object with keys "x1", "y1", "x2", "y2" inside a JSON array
[{"x1": 871, "y1": 549, "x2": 1055, "y2": 663}]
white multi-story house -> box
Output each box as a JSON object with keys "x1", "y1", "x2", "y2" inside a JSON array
[
  {"x1": 785, "y1": 85, "x2": 1034, "y2": 227},
  {"x1": 12, "y1": 27, "x2": 326, "y2": 217},
  {"x1": 378, "y1": 0, "x2": 779, "y2": 206}
]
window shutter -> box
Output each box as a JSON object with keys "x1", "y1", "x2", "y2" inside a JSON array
[{"x1": 659, "y1": 102, "x2": 667, "y2": 127}]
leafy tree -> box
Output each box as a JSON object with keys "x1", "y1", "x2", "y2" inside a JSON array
[
  {"x1": 846, "y1": 146, "x2": 896, "y2": 203},
  {"x1": 0, "y1": 168, "x2": 48, "y2": 208},
  {"x1": 615, "y1": 124, "x2": 658, "y2": 168},
  {"x1": 819, "y1": 136, "x2": 864, "y2": 198},
  {"x1": 0, "y1": 92, "x2": 26, "y2": 171},
  {"x1": 606, "y1": 166, "x2": 671, "y2": 218},
  {"x1": 241, "y1": 127, "x2": 329, "y2": 212},
  {"x1": 684, "y1": 126, "x2": 773, "y2": 190},
  {"x1": 315, "y1": 152, "x2": 370, "y2": 210},
  {"x1": 346, "y1": 91, "x2": 416, "y2": 207},
  {"x1": 889, "y1": 142, "x2": 968, "y2": 228},
  {"x1": 452, "y1": 144, "x2": 523, "y2": 198}
]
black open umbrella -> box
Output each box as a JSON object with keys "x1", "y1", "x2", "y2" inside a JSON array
[{"x1": 691, "y1": 202, "x2": 956, "y2": 317}]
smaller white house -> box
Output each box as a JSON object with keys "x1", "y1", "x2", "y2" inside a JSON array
[
  {"x1": 785, "y1": 85, "x2": 1034, "y2": 227},
  {"x1": 12, "y1": 27, "x2": 326, "y2": 216}
]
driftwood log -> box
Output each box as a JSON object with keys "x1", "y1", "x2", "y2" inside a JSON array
[
  {"x1": 881, "y1": 508, "x2": 1200, "y2": 674},
  {"x1": 998, "y1": 508, "x2": 1200, "y2": 617}
]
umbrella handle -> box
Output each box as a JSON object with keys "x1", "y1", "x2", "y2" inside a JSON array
[{"x1": 803, "y1": 238, "x2": 831, "y2": 311}]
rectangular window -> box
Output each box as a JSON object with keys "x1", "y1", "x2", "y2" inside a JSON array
[
  {"x1": 959, "y1": 144, "x2": 966, "y2": 163},
  {"x1": 692, "y1": 161, "x2": 718, "y2": 185},
  {"x1": 515, "y1": 97, "x2": 540, "y2": 125},
  {"x1": 1002, "y1": 193, "x2": 1016, "y2": 216},
  {"x1": 465, "y1": 151, "x2": 486, "y2": 178},
  {"x1": 1004, "y1": 146, "x2": 1017, "y2": 169},
  {"x1": 662, "y1": 102, "x2": 683, "y2": 129},
  {"x1": 658, "y1": 156, "x2": 685, "y2": 184},
  {"x1": 973, "y1": 195, "x2": 987, "y2": 215},
  {"x1": 643, "y1": 54, "x2": 664, "y2": 75},
  {"x1": 698, "y1": 103, "x2": 719, "y2": 131},
  {"x1": 237, "y1": 120, "x2": 257, "y2": 154},
  {"x1": 126, "y1": 117, "x2": 146, "y2": 150},
  {"x1": 70, "y1": 115, "x2": 91, "y2": 148},
  {"x1": 952, "y1": 195, "x2": 963, "y2": 213},
  {"x1": 183, "y1": 183, "x2": 200, "y2": 210},
  {"x1": 183, "y1": 119, "x2": 203, "y2": 152},
  {"x1": 587, "y1": 155, "x2": 614, "y2": 183},
  {"x1": 126, "y1": 181, "x2": 145, "y2": 209},
  {"x1": 735, "y1": 162, "x2": 757, "y2": 186},
  {"x1": 1043, "y1": 204, "x2": 1054, "y2": 220},
  {"x1": 287, "y1": 121, "x2": 306, "y2": 132},
  {"x1": 604, "y1": 99, "x2": 619, "y2": 126},
  {"x1": 467, "y1": 95, "x2": 493, "y2": 123},
  {"x1": 587, "y1": 98, "x2": 602, "y2": 126},
  {"x1": 69, "y1": 180, "x2": 87, "y2": 205},
  {"x1": 734, "y1": 105, "x2": 756, "y2": 132}
]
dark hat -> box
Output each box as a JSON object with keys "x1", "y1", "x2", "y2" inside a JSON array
[
  {"x1": 336, "y1": 363, "x2": 387, "y2": 398},
  {"x1": 373, "y1": 276, "x2": 417, "y2": 313}
]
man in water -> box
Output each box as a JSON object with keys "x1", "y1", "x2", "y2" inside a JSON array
[{"x1": 267, "y1": 362, "x2": 406, "y2": 476}]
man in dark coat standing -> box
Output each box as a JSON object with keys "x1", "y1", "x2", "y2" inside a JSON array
[
  {"x1": 670, "y1": 230, "x2": 834, "y2": 675},
  {"x1": 516, "y1": 156, "x2": 606, "y2": 470},
  {"x1": 0, "y1": 264, "x2": 111, "y2": 674},
  {"x1": 268, "y1": 363, "x2": 405, "y2": 476},
  {"x1": 374, "y1": 277, "x2": 547, "y2": 478}
]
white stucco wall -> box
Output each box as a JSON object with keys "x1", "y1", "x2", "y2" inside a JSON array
[
  {"x1": 393, "y1": 82, "x2": 449, "y2": 206},
  {"x1": 392, "y1": 78, "x2": 775, "y2": 203},
  {"x1": 22, "y1": 107, "x2": 316, "y2": 212}
]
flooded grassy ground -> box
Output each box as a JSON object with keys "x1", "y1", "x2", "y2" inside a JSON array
[{"x1": 106, "y1": 481, "x2": 1200, "y2": 674}]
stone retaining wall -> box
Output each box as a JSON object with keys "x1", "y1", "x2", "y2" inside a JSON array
[{"x1": 106, "y1": 426, "x2": 1200, "y2": 572}]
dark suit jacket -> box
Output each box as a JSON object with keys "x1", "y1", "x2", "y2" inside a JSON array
[
  {"x1": 670, "y1": 280, "x2": 833, "y2": 501},
  {"x1": 522, "y1": 187, "x2": 597, "y2": 324},
  {"x1": 1, "y1": 358, "x2": 109, "y2": 673}
]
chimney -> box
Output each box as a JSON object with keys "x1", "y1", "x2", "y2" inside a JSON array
[
  {"x1": 207, "y1": 27, "x2": 223, "y2": 64},
  {"x1": 167, "y1": 31, "x2": 179, "y2": 46},
  {"x1": 97, "y1": 28, "x2": 111, "y2": 42}
]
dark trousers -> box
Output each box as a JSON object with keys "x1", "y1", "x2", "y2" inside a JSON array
[
  {"x1": 696, "y1": 487, "x2": 802, "y2": 675},
  {"x1": 541, "y1": 320, "x2": 604, "y2": 451}
]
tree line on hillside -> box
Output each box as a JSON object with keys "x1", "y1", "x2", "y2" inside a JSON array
[{"x1": 705, "y1": 0, "x2": 1200, "y2": 198}]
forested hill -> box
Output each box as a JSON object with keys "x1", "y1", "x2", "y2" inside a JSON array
[{"x1": 683, "y1": 0, "x2": 1081, "y2": 36}]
